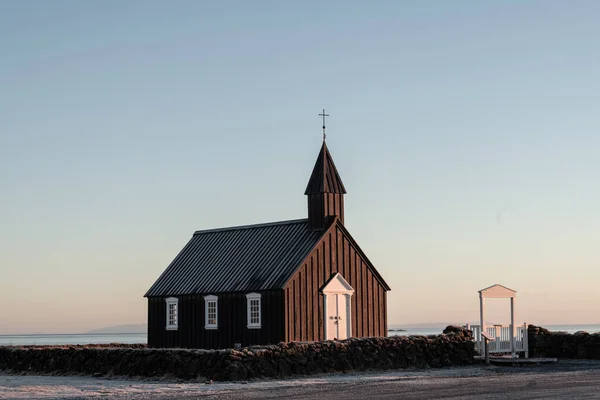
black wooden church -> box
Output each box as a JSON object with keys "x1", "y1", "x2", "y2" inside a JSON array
[{"x1": 144, "y1": 128, "x2": 390, "y2": 349}]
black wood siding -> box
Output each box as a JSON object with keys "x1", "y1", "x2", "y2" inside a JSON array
[
  {"x1": 147, "y1": 290, "x2": 285, "y2": 349},
  {"x1": 307, "y1": 193, "x2": 344, "y2": 230},
  {"x1": 283, "y1": 222, "x2": 388, "y2": 342}
]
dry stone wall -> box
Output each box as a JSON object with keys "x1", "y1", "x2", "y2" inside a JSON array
[
  {"x1": 528, "y1": 325, "x2": 600, "y2": 359},
  {"x1": 0, "y1": 328, "x2": 474, "y2": 381}
]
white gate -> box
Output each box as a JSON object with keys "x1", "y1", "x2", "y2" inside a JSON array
[{"x1": 470, "y1": 323, "x2": 529, "y2": 358}]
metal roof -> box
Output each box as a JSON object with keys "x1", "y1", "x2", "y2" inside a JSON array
[
  {"x1": 144, "y1": 219, "x2": 327, "y2": 297},
  {"x1": 304, "y1": 141, "x2": 347, "y2": 195}
]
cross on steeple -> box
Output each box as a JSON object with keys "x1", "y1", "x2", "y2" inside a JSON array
[{"x1": 319, "y1": 109, "x2": 329, "y2": 141}]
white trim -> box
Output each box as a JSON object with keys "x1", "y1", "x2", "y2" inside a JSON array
[
  {"x1": 204, "y1": 295, "x2": 218, "y2": 330},
  {"x1": 478, "y1": 284, "x2": 516, "y2": 298},
  {"x1": 246, "y1": 292, "x2": 262, "y2": 329},
  {"x1": 324, "y1": 293, "x2": 328, "y2": 340},
  {"x1": 321, "y1": 273, "x2": 355, "y2": 295},
  {"x1": 344, "y1": 293, "x2": 352, "y2": 338},
  {"x1": 165, "y1": 297, "x2": 178, "y2": 330}
]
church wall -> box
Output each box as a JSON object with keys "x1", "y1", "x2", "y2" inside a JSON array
[
  {"x1": 283, "y1": 222, "x2": 388, "y2": 342},
  {"x1": 147, "y1": 290, "x2": 285, "y2": 349}
]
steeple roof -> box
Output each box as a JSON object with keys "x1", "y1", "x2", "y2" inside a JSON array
[{"x1": 304, "y1": 141, "x2": 347, "y2": 195}]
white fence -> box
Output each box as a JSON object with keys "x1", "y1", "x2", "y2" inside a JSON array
[{"x1": 469, "y1": 323, "x2": 528, "y2": 358}]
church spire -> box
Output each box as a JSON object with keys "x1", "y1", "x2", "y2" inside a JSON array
[
  {"x1": 305, "y1": 136, "x2": 346, "y2": 230},
  {"x1": 304, "y1": 141, "x2": 346, "y2": 196}
]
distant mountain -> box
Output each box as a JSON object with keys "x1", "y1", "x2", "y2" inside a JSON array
[{"x1": 85, "y1": 324, "x2": 147, "y2": 334}]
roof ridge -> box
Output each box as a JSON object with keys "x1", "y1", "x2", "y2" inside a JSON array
[{"x1": 193, "y1": 218, "x2": 308, "y2": 235}]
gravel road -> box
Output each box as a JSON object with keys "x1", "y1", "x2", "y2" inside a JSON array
[{"x1": 2, "y1": 360, "x2": 600, "y2": 399}]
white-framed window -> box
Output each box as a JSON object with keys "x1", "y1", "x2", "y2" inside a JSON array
[
  {"x1": 246, "y1": 292, "x2": 261, "y2": 329},
  {"x1": 204, "y1": 295, "x2": 218, "y2": 330},
  {"x1": 165, "y1": 297, "x2": 178, "y2": 330}
]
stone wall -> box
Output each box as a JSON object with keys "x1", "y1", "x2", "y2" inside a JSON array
[
  {"x1": 528, "y1": 325, "x2": 600, "y2": 359},
  {"x1": 0, "y1": 328, "x2": 475, "y2": 381}
]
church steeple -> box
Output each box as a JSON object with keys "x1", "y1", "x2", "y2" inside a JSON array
[{"x1": 305, "y1": 140, "x2": 346, "y2": 230}]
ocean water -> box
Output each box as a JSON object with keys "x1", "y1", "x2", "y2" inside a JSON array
[
  {"x1": 540, "y1": 324, "x2": 600, "y2": 334},
  {"x1": 1, "y1": 325, "x2": 599, "y2": 346},
  {"x1": 0, "y1": 333, "x2": 146, "y2": 346},
  {"x1": 388, "y1": 328, "x2": 444, "y2": 336}
]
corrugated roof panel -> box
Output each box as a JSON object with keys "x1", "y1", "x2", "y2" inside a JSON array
[{"x1": 144, "y1": 219, "x2": 324, "y2": 297}]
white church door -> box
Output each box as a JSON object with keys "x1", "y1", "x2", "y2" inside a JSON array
[{"x1": 322, "y1": 273, "x2": 354, "y2": 340}]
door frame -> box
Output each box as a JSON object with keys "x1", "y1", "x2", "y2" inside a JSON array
[{"x1": 321, "y1": 273, "x2": 354, "y2": 340}]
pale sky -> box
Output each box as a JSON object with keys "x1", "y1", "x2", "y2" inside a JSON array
[{"x1": 1, "y1": 0, "x2": 599, "y2": 334}]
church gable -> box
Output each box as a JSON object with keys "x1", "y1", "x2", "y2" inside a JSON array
[
  {"x1": 282, "y1": 219, "x2": 389, "y2": 342},
  {"x1": 283, "y1": 219, "x2": 390, "y2": 292}
]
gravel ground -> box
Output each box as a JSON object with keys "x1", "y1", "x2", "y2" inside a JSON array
[{"x1": 2, "y1": 360, "x2": 600, "y2": 400}]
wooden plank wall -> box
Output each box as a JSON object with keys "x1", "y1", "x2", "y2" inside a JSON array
[
  {"x1": 307, "y1": 193, "x2": 344, "y2": 229},
  {"x1": 284, "y1": 224, "x2": 387, "y2": 342},
  {"x1": 147, "y1": 290, "x2": 285, "y2": 349}
]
